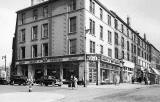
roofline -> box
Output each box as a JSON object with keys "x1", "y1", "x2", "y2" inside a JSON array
[
  {"x1": 150, "y1": 43, "x2": 160, "y2": 53},
  {"x1": 16, "y1": 0, "x2": 52, "y2": 13}
]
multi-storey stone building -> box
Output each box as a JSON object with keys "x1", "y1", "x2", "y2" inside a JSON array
[{"x1": 12, "y1": 0, "x2": 160, "y2": 85}]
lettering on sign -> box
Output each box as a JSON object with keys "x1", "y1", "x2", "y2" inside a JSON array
[
  {"x1": 87, "y1": 55, "x2": 98, "y2": 61},
  {"x1": 101, "y1": 56, "x2": 120, "y2": 66}
]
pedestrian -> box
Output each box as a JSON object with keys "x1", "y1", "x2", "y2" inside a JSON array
[
  {"x1": 70, "y1": 75, "x2": 74, "y2": 89},
  {"x1": 74, "y1": 76, "x2": 78, "y2": 88},
  {"x1": 113, "y1": 72, "x2": 117, "y2": 85}
]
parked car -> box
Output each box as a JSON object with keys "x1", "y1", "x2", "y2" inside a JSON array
[
  {"x1": 35, "y1": 75, "x2": 62, "y2": 86},
  {"x1": 10, "y1": 75, "x2": 28, "y2": 85},
  {"x1": 0, "y1": 77, "x2": 8, "y2": 85}
]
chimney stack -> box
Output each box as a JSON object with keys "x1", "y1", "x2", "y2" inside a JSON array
[
  {"x1": 127, "y1": 16, "x2": 131, "y2": 26},
  {"x1": 144, "y1": 33, "x2": 146, "y2": 41}
]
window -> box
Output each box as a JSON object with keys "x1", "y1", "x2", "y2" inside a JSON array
[
  {"x1": 108, "y1": 48, "x2": 112, "y2": 58},
  {"x1": 122, "y1": 51, "x2": 124, "y2": 59},
  {"x1": 69, "y1": 17, "x2": 76, "y2": 33},
  {"x1": 31, "y1": 26, "x2": 38, "y2": 40},
  {"x1": 115, "y1": 32, "x2": 118, "y2": 45},
  {"x1": 115, "y1": 47, "x2": 119, "y2": 59},
  {"x1": 127, "y1": 29, "x2": 129, "y2": 37},
  {"x1": 134, "y1": 45, "x2": 136, "y2": 54},
  {"x1": 145, "y1": 52, "x2": 147, "y2": 60},
  {"x1": 90, "y1": 41, "x2": 95, "y2": 53},
  {"x1": 69, "y1": 39, "x2": 76, "y2": 54},
  {"x1": 114, "y1": 19, "x2": 118, "y2": 29},
  {"x1": 127, "y1": 53, "x2": 130, "y2": 61},
  {"x1": 21, "y1": 13, "x2": 25, "y2": 24},
  {"x1": 43, "y1": 6, "x2": 48, "y2": 17},
  {"x1": 100, "y1": 8, "x2": 103, "y2": 20},
  {"x1": 100, "y1": 45, "x2": 103, "y2": 54},
  {"x1": 134, "y1": 34, "x2": 136, "y2": 42},
  {"x1": 131, "y1": 43, "x2": 133, "y2": 53},
  {"x1": 121, "y1": 24, "x2": 124, "y2": 33},
  {"x1": 108, "y1": 15, "x2": 111, "y2": 26},
  {"x1": 108, "y1": 30, "x2": 112, "y2": 44},
  {"x1": 121, "y1": 37, "x2": 124, "y2": 48},
  {"x1": 70, "y1": 0, "x2": 76, "y2": 11},
  {"x1": 100, "y1": 26, "x2": 103, "y2": 40},
  {"x1": 42, "y1": 23, "x2": 48, "y2": 38},
  {"x1": 42, "y1": 43, "x2": 48, "y2": 57},
  {"x1": 138, "y1": 38, "x2": 140, "y2": 45},
  {"x1": 138, "y1": 48, "x2": 140, "y2": 56},
  {"x1": 89, "y1": 0, "x2": 95, "y2": 14},
  {"x1": 21, "y1": 47, "x2": 25, "y2": 59},
  {"x1": 20, "y1": 29, "x2": 25, "y2": 42},
  {"x1": 142, "y1": 50, "x2": 144, "y2": 58},
  {"x1": 33, "y1": 9, "x2": 38, "y2": 20},
  {"x1": 32, "y1": 45, "x2": 37, "y2": 58},
  {"x1": 90, "y1": 19, "x2": 95, "y2": 35},
  {"x1": 127, "y1": 41, "x2": 129, "y2": 51}
]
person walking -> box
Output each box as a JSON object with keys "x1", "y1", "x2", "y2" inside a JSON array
[{"x1": 74, "y1": 76, "x2": 78, "y2": 88}]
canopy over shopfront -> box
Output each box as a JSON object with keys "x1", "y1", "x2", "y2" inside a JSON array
[{"x1": 151, "y1": 68, "x2": 160, "y2": 76}]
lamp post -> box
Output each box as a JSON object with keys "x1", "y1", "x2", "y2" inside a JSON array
[
  {"x1": 84, "y1": 28, "x2": 90, "y2": 87},
  {"x1": 2, "y1": 55, "x2": 6, "y2": 72}
]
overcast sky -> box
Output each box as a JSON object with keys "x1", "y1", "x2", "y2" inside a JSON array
[{"x1": 0, "y1": 0, "x2": 160, "y2": 66}]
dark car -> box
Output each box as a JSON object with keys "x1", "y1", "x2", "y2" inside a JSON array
[
  {"x1": 10, "y1": 75, "x2": 28, "y2": 85},
  {"x1": 35, "y1": 75, "x2": 62, "y2": 86},
  {"x1": 0, "y1": 77, "x2": 8, "y2": 85}
]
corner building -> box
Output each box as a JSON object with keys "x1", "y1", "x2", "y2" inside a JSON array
[{"x1": 14, "y1": 0, "x2": 153, "y2": 85}]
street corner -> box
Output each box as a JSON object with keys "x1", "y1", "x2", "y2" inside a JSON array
[{"x1": 0, "y1": 92, "x2": 65, "y2": 102}]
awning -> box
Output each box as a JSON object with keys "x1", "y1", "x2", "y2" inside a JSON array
[{"x1": 151, "y1": 68, "x2": 160, "y2": 75}]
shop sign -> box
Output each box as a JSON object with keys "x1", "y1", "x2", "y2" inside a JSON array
[
  {"x1": 16, "y1": 56, "x2": 84, "y2": 65},
  {"x1": 16, "y1": 61, "x2": 29, "y2": 65},
  {"x1": 87, "y1": 55, "x2": 98, "y2": 61},
  {"x1": 101, "y1": 56, "x2": 121, "y2": 66}
]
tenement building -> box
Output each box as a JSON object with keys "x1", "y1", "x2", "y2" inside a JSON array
[{"x1": 13, "y1": 0, "x2": 160, "y2": 85}]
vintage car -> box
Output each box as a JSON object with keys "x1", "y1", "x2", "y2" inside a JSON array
[
  {"x1": 0, "y1": 77, "x2": 8, "y2": 85},
  {"x1": 10, "y1": 75, "x2": 28, "y2": 85},
  {"x1": 35, "y1": 75, "x2": 62, "y2": 86}
]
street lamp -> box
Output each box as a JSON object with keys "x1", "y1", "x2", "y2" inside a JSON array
[
  {"x1": 84, "y1": 28, "x2": 90, "y2": 87},
  {"x1": 2, "y1": 55, "x2": 6, "y2": 72}
]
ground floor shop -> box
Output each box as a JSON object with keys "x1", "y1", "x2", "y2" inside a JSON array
[{"x1": 15, "y1": 54, "x2": 124, "y2": 85}]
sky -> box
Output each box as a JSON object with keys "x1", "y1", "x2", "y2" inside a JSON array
[{"x1": 0, "y1": 0, "x2": 160, "y2": 66}]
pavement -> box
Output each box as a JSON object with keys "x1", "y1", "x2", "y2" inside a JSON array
[
  {"x1": 0, "y1": 83, "x2": 152, "y2": 102},
  {"x1": 0, "y1": 92, "x2": 65, "y2": 102}
]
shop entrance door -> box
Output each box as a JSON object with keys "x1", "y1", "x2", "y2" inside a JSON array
[{"x1": 35, "y1": 69, "x2": 43, "y2": 80}]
